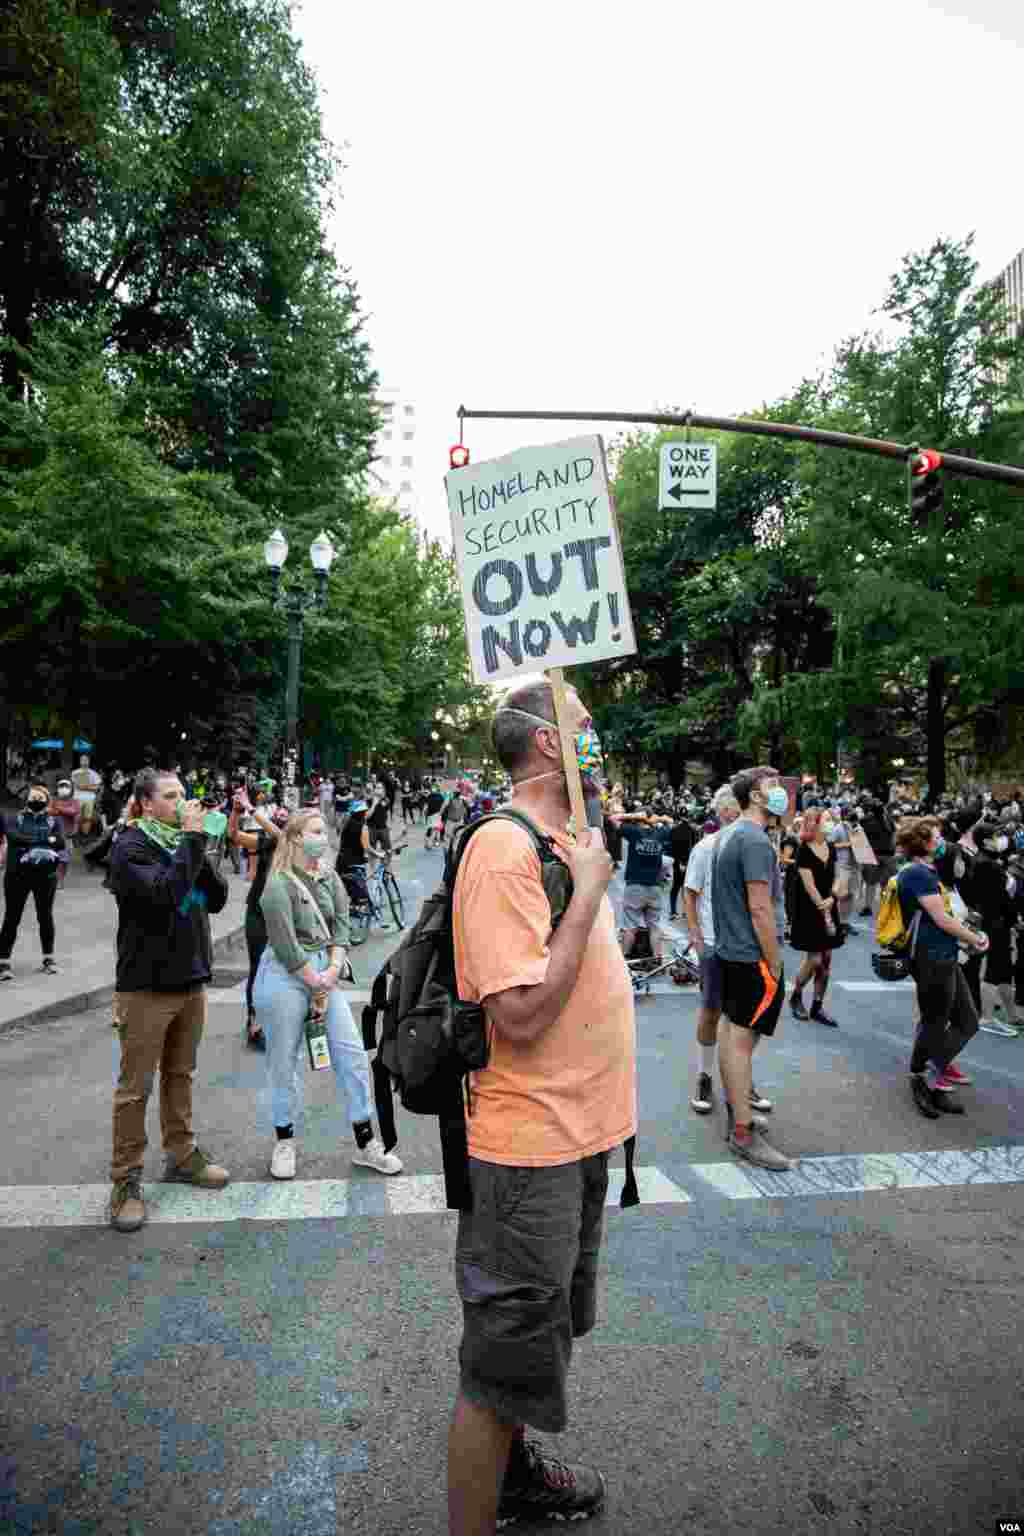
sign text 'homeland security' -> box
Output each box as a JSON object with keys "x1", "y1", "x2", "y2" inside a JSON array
[{"x1": 446, "y1": 434, "x2": 636, "y2": 683}]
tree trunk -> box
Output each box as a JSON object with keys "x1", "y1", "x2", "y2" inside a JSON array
[{"x1": 926, "y1": 656, "x2": 947, "y2": 802}]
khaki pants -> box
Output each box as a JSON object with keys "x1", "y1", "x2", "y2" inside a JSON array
[{"x1": 111, "y1": 988, "x2": 206, "y2": 1182}]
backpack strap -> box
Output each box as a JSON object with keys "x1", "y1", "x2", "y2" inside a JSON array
[
  {"x1": 444, "y1": 809, "x2": 574, "y2": 935},
  {"x1": 445, "y1": 809, "x2": 640, "y2": 1211}
]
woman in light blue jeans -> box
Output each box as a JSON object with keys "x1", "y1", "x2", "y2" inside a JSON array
[{"x1": 254, "y1": 807, "x2": 402, "y2": 1180}]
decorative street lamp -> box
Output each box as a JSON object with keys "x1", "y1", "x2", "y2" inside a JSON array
[{"x1": 264, "y1": 527, "x2": 337, "y2": 808}]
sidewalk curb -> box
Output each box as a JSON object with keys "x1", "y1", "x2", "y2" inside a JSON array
[{"x1": 0, "y1": 924, "x2": 250, "y2": 1036}]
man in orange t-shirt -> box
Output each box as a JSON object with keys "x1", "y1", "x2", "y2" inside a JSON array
[{"x1": 447, "y1": 679, "x2": 636, "y2": 1536}]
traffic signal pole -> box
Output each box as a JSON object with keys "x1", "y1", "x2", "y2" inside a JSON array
[{"x1": 457, "y1": 406, "x2": 1024, "y2": 490}]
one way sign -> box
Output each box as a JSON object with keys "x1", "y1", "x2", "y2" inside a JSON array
[{"x1": 658, "y1": 441, "x2": 718, "y2": 512}]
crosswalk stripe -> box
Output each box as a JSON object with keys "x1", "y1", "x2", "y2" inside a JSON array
[
  {"x1": 2, "y1": 1146, "x2": 1022, "y2": 1227},
  {"x1": 0, "y1": 1166, "x2": 689, "y2": 1229},
  {"x1": 692, "y1": 1144, "x2": 1024, "y2": 1200}
]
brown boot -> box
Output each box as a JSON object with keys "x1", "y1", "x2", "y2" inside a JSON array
[
  {"x1": 163, "y1": 1147, "x2": 230, "y2": 1188},
  {"x1": 109, "y1": 1174, "x2": 146, "y2": 1232}
]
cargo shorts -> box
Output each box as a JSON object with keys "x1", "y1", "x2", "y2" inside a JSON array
[{"x1": 455, "y1": 1151, "x2": 610, "y2": 1433}]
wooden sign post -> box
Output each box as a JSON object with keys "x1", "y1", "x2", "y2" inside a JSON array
[{"x1": 548, "y1": 666, "x2": 587, "y2": 836}]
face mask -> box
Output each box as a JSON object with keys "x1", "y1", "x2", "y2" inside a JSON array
[
  {"x1": 303, "y1": 833, "x2": 329, "y2": 858},
  {"x1": 996, "y1": 836, "x2": 1009, "y2": 853},
  {"x1": 501, "y1": 709, "x2": 605, "y2": 789},
  {"x1": 27, "y1": 796, "x2": 47, "y2": 810},
  {"x1": 934, "y1": 838, "x2": 946, "y2": 857},
  {"x1": 763, "y1": 785, "x2": 790, "y2": 818},
  {"x1": 174, "y1": 800, "x2": 188, "y2": 826}
]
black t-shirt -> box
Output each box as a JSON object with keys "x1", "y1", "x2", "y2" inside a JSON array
[
  {"x1": 246, "y1": 830, "x2": 276, "y2": 919},
  {"x1": 337, "y1": 815, "x2": 367, "y2": 869},
  {"x1": 426, "y1": 791, "x2": 444, "y2": 816},
  {"x1": 367, "y1": 800, "x2": 388, "y2": 832}
]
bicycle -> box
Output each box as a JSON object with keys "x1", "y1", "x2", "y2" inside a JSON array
[
  {"x1": 340, "y1": 845, "x2": 407, "y2": 945},
  {"x1": 368, "y1": 843, "x2": 406, "y2": 930}
]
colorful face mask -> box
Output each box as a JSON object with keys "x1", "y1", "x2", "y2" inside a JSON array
[{"x1": 499, "y1": 708, "x2": 604, "y2": 786}]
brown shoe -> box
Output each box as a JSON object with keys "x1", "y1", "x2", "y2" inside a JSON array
[
  {"x1": 110, "y1": 1175, "x2": 146, "y2": 1232},
  {"x1": 164, "y1": 1146, "x2": 230, "y2": 1188}
]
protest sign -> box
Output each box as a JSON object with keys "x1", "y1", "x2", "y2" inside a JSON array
[{"x1": 446, "y1": 434, "x2": 636, "y2": 685}]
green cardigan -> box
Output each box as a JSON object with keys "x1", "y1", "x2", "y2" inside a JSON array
[{"x1": 259, "y1": 867, "x2": 350, "y2": 974}]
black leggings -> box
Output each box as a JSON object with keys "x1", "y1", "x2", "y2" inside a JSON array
[
  {"x1": 0, "y1": 870, "x2": 57, "y2": 959},
  {"x1": 909, "y1": 952, "x2": 979, "y2": 1074},
  {"x1": 670, "y1": 861, "x2": 685, "y2": 916},
  {"x1": 245, "y1": 918, "x2": 268, "y2": 1018}
]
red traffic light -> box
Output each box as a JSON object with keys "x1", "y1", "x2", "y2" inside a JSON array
[
  {"x1": 911, "y1": 448, "x2": 943, "y2": 476},
  {"x1": 449, "y1": 444, "x2": 470, "y2": 470}
]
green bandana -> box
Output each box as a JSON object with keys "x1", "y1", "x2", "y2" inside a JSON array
[{"x1": 133, "y1": 816, "x2": 187, "y2": 853}]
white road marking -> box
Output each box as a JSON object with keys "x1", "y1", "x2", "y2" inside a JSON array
[
  {"x1": 691, "y1": 1144, "x2": 1024, "y2": 1200},
  {"x1": 835, "y1": 980, "x2": 915, "y2": 993},
  {"x1": 3, "y1": 1146, "x2": 1023, "y2": 1227},
  {"x1": 0, "y1": 1166, "x2": 689, "y2": 1228}
]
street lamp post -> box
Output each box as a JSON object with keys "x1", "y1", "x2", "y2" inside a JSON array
[{"x1": 263, "y1": 528, "x2": 336, "y2": 809}]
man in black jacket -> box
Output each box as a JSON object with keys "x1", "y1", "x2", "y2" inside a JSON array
[{"x1": 108, "y1": 768, "x2": 231, "y2": 1233}]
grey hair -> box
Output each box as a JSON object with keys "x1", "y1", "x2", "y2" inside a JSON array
[
  {"x1": 492, "y1": 679, "x2": 558, "y2": 776},
  {"x1": 712, "y1": 785, "x2": 740, "y2": 815}
]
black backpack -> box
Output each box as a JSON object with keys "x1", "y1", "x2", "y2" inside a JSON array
[{"x1": 361, "y1": 809, "x2": 639, "y2": 1212}]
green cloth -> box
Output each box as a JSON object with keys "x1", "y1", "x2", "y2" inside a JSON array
[
  {"x1": 259, "y1": 866, "x2": 350, "y2": 973},
  {"x1": 132, "y1": 816, "x2": 187, "y2": 854}
]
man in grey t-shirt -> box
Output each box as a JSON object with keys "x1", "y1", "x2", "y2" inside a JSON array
[{"x1": 711, "y1": 764, "x2": 798, "y2": 1172}]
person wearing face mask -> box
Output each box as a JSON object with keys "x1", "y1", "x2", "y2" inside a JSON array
[
  {"x1": 968, "y1": 821, "x2": 1019, "y2": 1036},
  {"x1": 788, "y1": 807, "x2": 842, "y2": 1027},
  {"x1": 228, "y1": 785, "x2": 285, "y2": 1050},
  {"x1": 254, "y1": 808, "x2": 401, "y2": 1180},
  {"x1": 106, "y1": 768, "x2": 232, "y2": 1233},
  {"x1": 446, "y1": 680, "x2": 633, "y2": 1532},
  {"x1": 49, "y1": 777, "x2": 81, "y2": 887},
  {"x1": 0, "y1": 783, "x2": 66, "y2": 980}
]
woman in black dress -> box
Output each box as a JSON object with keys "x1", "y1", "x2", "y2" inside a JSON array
[{"x1": 789, "y1": 806, "x2": 841, "y2": 1027}]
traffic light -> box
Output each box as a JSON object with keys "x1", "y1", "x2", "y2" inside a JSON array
[{"x1": 909, "y1": 449, "x2": 944, "y2": 528}]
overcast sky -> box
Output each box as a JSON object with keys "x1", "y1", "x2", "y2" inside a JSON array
[{"x1": 292, "y1": 0, "x2": 1023, "y2": 543}]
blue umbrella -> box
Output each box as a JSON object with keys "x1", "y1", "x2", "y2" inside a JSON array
[{"x1": 31, "y1": 738, "x2": 94, "y2": 751}]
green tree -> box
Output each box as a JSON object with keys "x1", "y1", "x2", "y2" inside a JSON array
[{"x1": 744, "y1": 235, "x2": 1024, "y2": 796}]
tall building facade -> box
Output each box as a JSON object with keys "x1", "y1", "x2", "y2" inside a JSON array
[
  {"x1": 997, "y1": 245, "x2": 1023, "y2": 344},
  {"x1": 370, "y1": 385, "x2": 417, "y2": 519}
]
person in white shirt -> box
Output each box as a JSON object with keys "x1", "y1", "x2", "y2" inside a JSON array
[{"x1": 683, "y1": 787, "x2": 771, "y2": 1122}]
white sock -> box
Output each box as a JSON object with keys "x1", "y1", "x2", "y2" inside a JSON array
[{"x1": 699, "y1": 1043, "x2": 716, "y2": 1075}]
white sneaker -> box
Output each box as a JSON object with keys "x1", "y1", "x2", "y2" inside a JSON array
[
  {"x1": 978, "y1": 1016, "x2": 1018, "y2": 1037},
  {"x1": 270, "y1": 1141, "x2": 296, "y2": 1179},
  {"x1": 351, "y1": 1138, "x2": 403, "y2": 1175}
]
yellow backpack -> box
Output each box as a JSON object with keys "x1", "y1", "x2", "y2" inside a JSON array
[{"x1": 875, "y1": 867, "x2": 951, "y2": 951}]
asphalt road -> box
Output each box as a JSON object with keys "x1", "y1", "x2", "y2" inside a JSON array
[{"x1": 3, "y1": 839, "x2": 1024, "y2": 1535}]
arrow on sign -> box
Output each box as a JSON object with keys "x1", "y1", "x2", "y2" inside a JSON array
[{"x1": 666, "y1": 483, "x2": 711, "y2": 502}]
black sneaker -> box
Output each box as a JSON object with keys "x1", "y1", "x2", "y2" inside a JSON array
[
  {"x1": 790, "y1": 993, "x2": 809, "y2": 1021},
  {"x1": 910, "y1": 1074, "x2": 940, "y2": 1119},
  {"x1": 498, "y1": 1438, "x2": 605, "y2": 1528},
  {"x1": 750, "y1": 1083, "x2": 773, "y2": 1113},
  {"x1": 690, "y1": 1072, "x2": 713, "y2": 1114},
  {"x1": 0, "y1": 961, "x2": 12, "y2": 983},
  {"x1": 809, "y1": 1001, "x2": 838, "y2": 1028},
  {"x1": 40, "y1": 956, "x2": 58, "y2": 976}
]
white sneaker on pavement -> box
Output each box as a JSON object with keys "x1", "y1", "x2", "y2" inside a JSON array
[
  {"x1": 351, "y1": 1138, "x2": 403, "y2": 1175},
  {"x1": 270, "y1": 1141, "x2": 296, "y2": 1180}
]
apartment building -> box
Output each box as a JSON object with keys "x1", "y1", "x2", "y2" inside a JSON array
[{"x1": 371, "y1": 386, "x2": 417, "y2": 518}]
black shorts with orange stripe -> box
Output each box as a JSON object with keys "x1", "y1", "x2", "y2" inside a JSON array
[{"x1": 719, "y1": 957, "x2": 784, "y2": 1037}]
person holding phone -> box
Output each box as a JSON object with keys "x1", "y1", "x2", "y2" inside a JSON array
[
  {"x1": 228, "y1": 784, "x2": 284, "y2": 1050},
  {"x1": 107, "y1": 769, "x2": 231, "y2": 1233}
]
